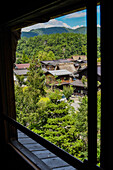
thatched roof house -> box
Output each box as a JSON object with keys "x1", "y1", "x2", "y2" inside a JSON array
[
  {"x1": 72, "y1": 55, "x2": 87, "y2": 61},
  {"x1": 57, "y1": 62, "x2": 76, "y2": 73}
]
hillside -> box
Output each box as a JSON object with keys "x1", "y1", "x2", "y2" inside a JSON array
[{"x1": 21, "y1": 26, "x2": 100, "y2": 38}]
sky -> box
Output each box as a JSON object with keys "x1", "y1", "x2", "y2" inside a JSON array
[{"x1": 22, "y1": 6, "x2": 100, "y2": 32}]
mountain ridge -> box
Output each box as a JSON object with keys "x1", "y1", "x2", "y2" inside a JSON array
[{"x1": 21, "y1": 26, "x2": 100, "y2": 38}]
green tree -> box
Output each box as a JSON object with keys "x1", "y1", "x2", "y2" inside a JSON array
[
  {"x1": 63, "y1": 85, "x2": 74, "y2": 100},
  {"x1": 16, "y1": 33, "x2": 90, "y2": 62},
  {"x1": 47, "y1": 51, "x2": 55, "y2": 60},
  {"x1": 22, "y1": 51, "x2": 29, "y2": 63},
  {"x1": 27, "y1": 56, "x2": 46, "y2": 97},
  {"x1": 15, "y1": 56, "x2": 46, "y2": 124},
  {"x1": 15, "y1": 75, "x2": 25, "y2": 87},
  {"x1": 81, "y1": 76, "x2": 87, "y2": 88}
]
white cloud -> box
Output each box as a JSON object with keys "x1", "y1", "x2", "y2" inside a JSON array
[
  {"x1": 22, "y1": 19, "x2": 85, "y2": 32},
  {"x1": 72, "y1": 25, "x2": 83, "y2": 29},
  {"x1": 97, "y1": 24, "x2": 101, "y2": 28},
  {"x1": 65, "y1": 11, "x2": 86, "y2": 18},
  {"x1": 22, "y1": 19, "x2": 71, "y2": 32}
]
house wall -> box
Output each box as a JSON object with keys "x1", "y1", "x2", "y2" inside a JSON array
[
  {"x1": 73, "y1": 86, "x2": 87, "y2": 95},
  {"x1": 46, "y1": 65, "x2": 55, "y2": 70},
  {"x1": 45, "y1": 74, "x2": 73, "y2": 85},
  {"x1": 46, "y1": 74, "x2": 56, "y2": 85}
]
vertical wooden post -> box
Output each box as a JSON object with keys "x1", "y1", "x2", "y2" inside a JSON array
[
  {"x1": 101, "y1": 1, "x2": 112, "y2": 170},
  {"x1": 87, "y1": 1, "x2": 97, "y2": 166},
  {"x1": 0, "y1": 27, "x2": 20, "y2": 142}
]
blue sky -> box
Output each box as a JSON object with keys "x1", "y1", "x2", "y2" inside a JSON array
[
  {"x1": 57, "y1": 5, "x2": 100, "y2": 28},
  {"x1": 22, "y1": 6, "x2": 100, "y2": 32}
]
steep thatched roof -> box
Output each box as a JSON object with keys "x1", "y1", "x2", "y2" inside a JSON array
[
  {"x1": 58, "y1": 62, "x2": 76, "y2": 73},
  {"x1": 72, "y1": 55, "x2": 87, "y2": 61}
]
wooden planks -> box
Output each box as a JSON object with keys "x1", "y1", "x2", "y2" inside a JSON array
[
  {"x1": 18, "y1": 130, "x2": 76, "y2": 170},
  {"x1": 33, "y1": 150, "x2": 56, "y2": 159},
  {"x1": 42, "y1": 157, "x2": 70, "y2": 169}
]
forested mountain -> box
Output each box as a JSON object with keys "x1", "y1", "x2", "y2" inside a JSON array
[
  {"x1": 16, "y1": 32, "x2": 100, "y2": 63},
  {"x1": 21, "y1": 26, "x2": 100, "y2": 38},
  {"x1": 16, "y1": 33, "x2": 87, "y2": 63}
]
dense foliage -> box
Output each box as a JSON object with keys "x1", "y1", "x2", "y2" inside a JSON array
[
  {"x1": 15, "y1": 58, "x2": 101, "y2": 162},
  {"x1": 16, "y1": 33, "x2": 87, "y2": 63},
  {"x1": 15, "y1": 31, "x2": 101, "y2": 163},
  {"x1": 16, "y1": 32, "x2": 100, "y2": 63}
]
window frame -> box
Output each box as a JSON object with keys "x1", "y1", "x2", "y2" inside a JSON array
[{"x1": 1, "y1": 0, "x2": 108, "y2": 169}]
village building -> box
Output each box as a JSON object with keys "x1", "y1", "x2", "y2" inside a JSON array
[
  {"x1": 74, "y1": 65, "x2": 101, "y2": 82},
  {"x1": 74, "y1": 59, "x2": 87, "y2": 69},
  {"x1": 41, "y1": 59, "x2": 75, "y2": 71},
  {"x1": 41, "y1": 57, "x2": 87, "y2": 73},
  {"x1": 45, "y1": 69, "x2": 74, "y2": 88},
  {"x1": 72, "y1": 55, "x2": 87, "y2": 61},
  {"x1": 56, "y1": 62, "x2": 77, "y2": 73},
  {"x1": 14, "y1": 63, "x2": 30, "y2": 70},
  {"x1": 70, "y1": 79, "x2": 87, "y2": 95},
  {"x1": 13, "y1": 58, "x2": 88, "y2": 90},
  {"x1": 76, "y1": 66, "x2": 87, "y2": 79},
  {"x1": 13, "y1": 63, "x2": 30, "y2": 83},
  {"x1": 13, "y1": 69, "x2": 29, "y2": 83}
]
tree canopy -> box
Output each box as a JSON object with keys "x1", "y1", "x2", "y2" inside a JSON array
[
  {"x1": 15, "y1": 56, "x2": 101, "y2": 162},
  {"x1": 16, "y1": 33, "x2": 89, "y2": 63}
]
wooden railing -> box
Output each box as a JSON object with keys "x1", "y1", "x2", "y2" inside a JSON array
[
  {"x1": 2, "y1": 114, "x2": 83, "y2": 169},
  {"x1": 2, "y1": 114, "x2": 102, "y2": 170}
]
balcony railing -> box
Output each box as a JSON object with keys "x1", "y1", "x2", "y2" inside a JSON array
[{"x1": 2, "y1": 114, "x2": 102, "y2": 170}]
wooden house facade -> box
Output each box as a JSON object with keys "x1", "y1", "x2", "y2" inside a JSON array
[
  {"x1": 70, "y1": 79, "x2": 87, "y2": 95},
  {"x1": 45, "y1": 69, "x2": 73, "y2": 86},
  {"x1": 41, "y1": 58, "x2": 87, "y2": 73},
  {"x1": 75, "y1": 65, "x2": 101, "y2": 83}
]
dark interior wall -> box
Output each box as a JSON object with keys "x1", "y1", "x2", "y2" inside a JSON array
[{"x1": 7, "y1": 145, "x2": 34, "y2": 170}]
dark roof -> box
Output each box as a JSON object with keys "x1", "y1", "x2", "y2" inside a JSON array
[
  {"x1": 75, "y1": 65, "x2": 101, "y2": 77},
  {"x1": 14, "y1": 69, "x2": 29, "y2": 75},
  {"x1": 41, "y1": 59, "x2": 73, "y2": 66},
  {"x1": 79, "y1": 66, "x2": 87, "y2": 71},
  {"x1": 70, "y1": 79, "x2": 87, "y2": 87},
  {"x1": 58, "y1": 63, "x2": 76, "y2": 73},
  {"x1": 42, "y1": 68, "x2": 48, "y2": 73},
  {"x1": 74, "y1": 66, "x2": 87, "y2": 75},
  {"x1": 15, "y1": 63, "x2": 30, "y2": 70},
  {"x1": 46, "y1": 69, "x2": 72, "y2": 76}
]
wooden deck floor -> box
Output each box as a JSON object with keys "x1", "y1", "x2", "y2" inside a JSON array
[{"x1": 18, "y1": 130, "x2": 76, "y2": 170}]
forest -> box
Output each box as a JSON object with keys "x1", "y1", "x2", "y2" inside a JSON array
[{"x1": 16, "y1": 32, "x2": 101, "y2": 63}]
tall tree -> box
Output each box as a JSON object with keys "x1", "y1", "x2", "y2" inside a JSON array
[{"x1": 27, "y1": 56, "x2": 46, "y2": 97}]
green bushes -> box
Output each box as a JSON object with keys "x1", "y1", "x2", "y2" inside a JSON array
[{"x1": 15, "y1": 57, "x2": 101, "y2": 162}]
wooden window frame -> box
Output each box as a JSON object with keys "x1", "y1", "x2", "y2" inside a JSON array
[{"x1": 1, "y1": 0, "x2": 110, "y2": 169}]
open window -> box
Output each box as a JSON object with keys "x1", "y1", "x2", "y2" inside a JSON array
[
  {"x1": 0, "y1": 1, "x2": 110, "y2": 170},
  {"x1": 14, "y1": 8, "x2": 88, "y2": 164}
]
